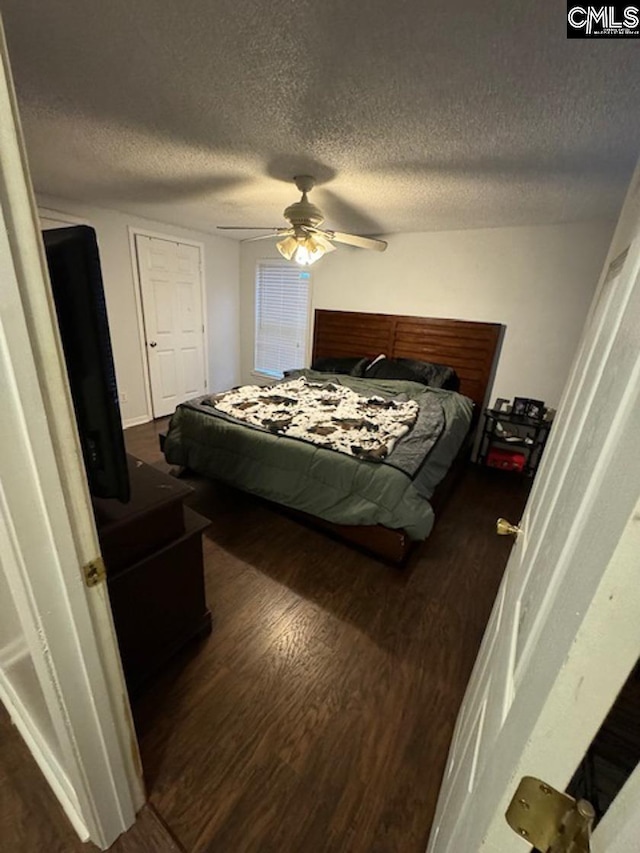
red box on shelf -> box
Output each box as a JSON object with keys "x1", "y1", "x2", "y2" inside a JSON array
[{"x1": 486, "y1": 448, "x2": 526, "y2": 472}]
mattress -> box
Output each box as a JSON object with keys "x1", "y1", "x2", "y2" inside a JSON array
[{"x1": 163, "y1": 371, "x2": 473, "y2": 540}]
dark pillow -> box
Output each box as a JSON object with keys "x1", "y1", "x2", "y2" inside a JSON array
[
  {"x1": 310, "y1": 356, "x2": 370, "y2": 377},
  {"x1": 366, "y1": 357, "x2": 459, "y2": 391},
  {"x1": 349, "y1": 357, "x2": 372, "y2": 377}
]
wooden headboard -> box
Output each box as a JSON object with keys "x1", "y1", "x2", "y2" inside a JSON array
[{"x1": 312, "y1": 310, "x2": 504, "y2": 410}]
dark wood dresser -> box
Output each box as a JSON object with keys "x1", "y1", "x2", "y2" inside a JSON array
[{"x1": 92, "y1": 456, "x2": 212, "y2": 693}]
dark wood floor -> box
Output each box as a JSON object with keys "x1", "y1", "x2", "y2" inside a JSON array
[
  {"x1": 0, "y1": 707, "x2": 180, "y2": 853},
  {"x1": 1, "y1": 417, "x2": 530, "y2": 852}
]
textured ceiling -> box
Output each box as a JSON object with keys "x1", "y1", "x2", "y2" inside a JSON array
[{"x1": 3, "y1": 0, "x2": 640, "y2": 237}]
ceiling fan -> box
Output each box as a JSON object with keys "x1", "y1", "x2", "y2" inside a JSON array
[{"x1": 217, "y1": 175, "x2": 387, "y2": 266}]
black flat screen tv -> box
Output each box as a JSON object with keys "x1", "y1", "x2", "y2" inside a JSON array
[{"x1": 43, "y1": 225, "x2": 130, "y2": 502}]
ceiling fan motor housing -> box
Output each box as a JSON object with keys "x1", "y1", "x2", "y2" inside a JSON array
[{"x1": 284, "y1": 195, "x2": 325, "y2": 228}]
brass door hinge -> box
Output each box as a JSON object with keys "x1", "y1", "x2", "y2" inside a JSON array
[
  {"x1": 83, "y1": 557, "x2": 106, "y2": 588},
  {"x1": 506, "y1": 776, "x2": 595, "y2": 852}
]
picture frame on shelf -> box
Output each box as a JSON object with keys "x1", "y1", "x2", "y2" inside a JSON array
[
  {"x1": 512, "y1": 397, "x2": 529, "y2": 417},
  {"x1": 493, "y1": 397, "x2": 510, "y2": 412},
  {"x1": 525, "y1": 399, "x2": 545, "y2": 420},
  {"x1": 512, "y1": 397, "x2": 546, "y2": 420}
]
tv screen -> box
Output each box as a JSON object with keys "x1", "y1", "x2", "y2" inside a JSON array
[{"x1": 43, "y1": 225, "x2": 130, "y2": 502}]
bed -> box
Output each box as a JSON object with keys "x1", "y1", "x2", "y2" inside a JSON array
[{"x1": 163, "y1": 310, "x2": 503, "y2": 562}]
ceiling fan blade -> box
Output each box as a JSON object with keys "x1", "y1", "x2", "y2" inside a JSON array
[
  {"x1": 308, "y1": 231, "x2": 336, "y2": 253},
  {"x1": 328, "y1": 231, "x2": 388, "y2": 252},
  {"x1": 217, "y1": 226, "x2": 282, "y2": 231},
  {"x1": 242, "y1": 231, "x2": 293, "y2": 243}
]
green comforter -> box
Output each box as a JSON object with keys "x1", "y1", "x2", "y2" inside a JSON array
[{"x1": 164, "y1": 372, "x2": 473, "y2": 540}]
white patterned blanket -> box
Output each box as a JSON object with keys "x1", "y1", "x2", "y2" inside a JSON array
[{"x1": 208, "y1": 377, "x2": 419, "y2": 461}]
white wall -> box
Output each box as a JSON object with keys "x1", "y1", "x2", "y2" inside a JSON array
[
  {"x1": 38, "y1": 195, "x2": 240, "y2": 425},
  {"x1": 240, "y1": 222, "x2": 613, "y2": 407}
]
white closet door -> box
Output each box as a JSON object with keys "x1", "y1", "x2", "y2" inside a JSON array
[{"x1": 136, "y1": 235, "x2": 206, "y2": 417}]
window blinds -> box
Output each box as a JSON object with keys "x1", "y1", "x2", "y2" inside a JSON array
[{"x1": 254, "y1": 262, "x2": 311, "y2": 377}]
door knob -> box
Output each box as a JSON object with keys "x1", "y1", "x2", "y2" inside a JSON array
[
  {"x1": 496, "y1": 517, "x2": 522, "y2": 536},
  {"x1": 149, "y1": 341, "x2": 157, "y2": 348}
]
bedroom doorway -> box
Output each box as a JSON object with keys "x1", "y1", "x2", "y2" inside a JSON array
[{"x1": 133, "y1": 232, "x2": 208, "y2": 418}]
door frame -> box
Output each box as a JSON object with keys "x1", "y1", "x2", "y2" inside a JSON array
[
  {"x1": 38, "y1": 205, "x2": 91, "y2": 229},
  {"x1": 128, "y1": 226, "x2": 209, "y2": 421},
  {"x1": 0, "y1": 19, "x2": 143, "y2": 847}
]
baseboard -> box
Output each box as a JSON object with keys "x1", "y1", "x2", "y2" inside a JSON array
[
  {"x1": 123, "y1": 414, "x2": 152, "y2": 429},
  {"x1": 0, "y1": 670, "x2": 89, "y2": 842}
]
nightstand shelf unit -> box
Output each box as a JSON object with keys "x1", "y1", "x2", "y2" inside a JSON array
[{"x1": 478, "y1": 408, "x2": 553, "y2": 477}]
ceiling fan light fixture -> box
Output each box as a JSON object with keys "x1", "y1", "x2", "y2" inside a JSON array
[
  {"x1": 277, "y1": 233, "x2": 326, "y2": 266},
  {"x1": 276, "y1": 235, "x2": 298, "y2": 261},
  {"x1": 293, "y1": 236, "x2": 326, "y2": 266}
]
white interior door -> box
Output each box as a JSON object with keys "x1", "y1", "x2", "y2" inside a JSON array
[
  {"x1": 429, "y1": 159, "x2": 640, "y2": 852},
  {"x1": 136, "y1": 234, "x2": 206, "y2": 417}
]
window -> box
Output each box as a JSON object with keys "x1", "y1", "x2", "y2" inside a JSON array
[{"x1": 254, "y1": 261, "x2": 311, "y2": 378}]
